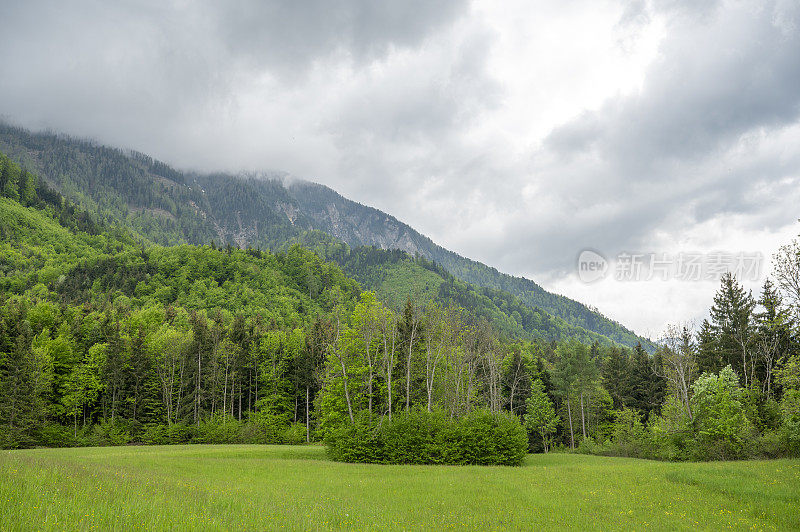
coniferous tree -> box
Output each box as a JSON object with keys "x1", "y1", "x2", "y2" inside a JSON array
[
  {"x1": 755, "y1": 279, "x2": 793, "y2": 397},
  {"x1": 19, "y1": 170, "x2": 36, "y2": 206},
  {"x1": 696, "y1": 319, "x2": 721, "y2": 375},
  {"x1": 710, "y1": 273, "x2": 756, "y2": 388},
  {"x1": 647, "y1": 348, "x2": 667, "y2": 418},
  {"x1": 628, "y1": 344, "x2": 652, "y2": 414},
  {"x1": 0, "y1": 303, "x2": 36, "y2": 447},
  {"x1": 1, "y1": 156, "x2": 20, "y2": 200},
  {"x1": 603, "y1": 346, "x2": 631, "y2": 409}
]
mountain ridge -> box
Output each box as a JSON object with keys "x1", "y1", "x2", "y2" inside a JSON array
[{"x1": 0, "y1": 122, "x2": 654, "y2": 350}]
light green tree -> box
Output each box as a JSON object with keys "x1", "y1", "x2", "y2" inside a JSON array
[
  {"x1": 775, "y1": 355, "x2": 800, "y2": 453},
  {"x1": 524, "y1": 379, "x2": 559, "y2": 452},
  {"x1": 690, "y1": 365, "x2": 752, "y2": 458},
  {"x1": 61, "y1": 344, "x2": 104, "y2": 437},
  {"x1": 147, "y1": 325, "x2": 192, "y2": 425}
]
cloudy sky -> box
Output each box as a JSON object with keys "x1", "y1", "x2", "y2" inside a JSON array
[{"x1": 2, "y1": 0, "x2": 799, "y2": 338}]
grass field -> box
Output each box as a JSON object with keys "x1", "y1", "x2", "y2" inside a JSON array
[{"x1": 1, "y1": 445, "x2": 798, "y2": 531}]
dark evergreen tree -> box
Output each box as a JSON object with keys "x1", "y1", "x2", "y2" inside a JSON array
[
  {"x1": 696, "y1": 319, "x2": 722, "y2": 375},
  {"x1": 755, "y1": 279, "x2": 793, "y2": 398},
  {"x1": 709, "y1": 273, "x2": 756, "y2": 388},
  {"x1": 603, "y1": 346, "x2": 631, "y2": 410}
]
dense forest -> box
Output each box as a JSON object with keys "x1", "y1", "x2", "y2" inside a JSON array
[
  {"x1": 0, "y1": 123, "x2": 652, "y2": 350},
  {"x1": 1, "y1": 151, "x2": 798, "y2": 460}
]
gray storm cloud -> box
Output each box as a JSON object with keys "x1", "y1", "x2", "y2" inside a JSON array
[
  {"x1": 495, "y1": 0, "x2": 800, "y2": 275},
  {"x1": 1, "y1": 0, "x2": 799, "y2": 305}
]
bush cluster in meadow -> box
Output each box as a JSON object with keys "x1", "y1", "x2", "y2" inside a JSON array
[{"x1": 325, "y1": 410, "x2": 528, "y2": 466}]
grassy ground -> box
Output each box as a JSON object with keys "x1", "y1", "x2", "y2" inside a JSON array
[{"x1": 1, "y1": 445, "x2": 798, "y2": 531}]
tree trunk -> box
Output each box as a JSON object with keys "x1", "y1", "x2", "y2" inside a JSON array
[
  {"x1": 580, "y1": 392, "x2": 586, "y2": 440},
  {"x1": 223, "y1": 362, "x2": 229, "y2": 417},
  {"x1": 334, "y1": 316, "x2": 354, "y2": 424},
  {"x1": 368, "y1": 368, "x2": 373, "y2": 414},
  {"x1": 196, "y1": 345, "x2": 201, "y2": 426},
  {"x1": 388, "y1": 358, "x2": 393, "y2": 422},
  {"x1": 306, "y1": 386, "x2": 310, "y2": 443},
  {"x1": 340, "y1": 355, "x2": 354, "y2": 424},
  {"x1": 406, "y1": 326, "x2": 416, "y2": 411},
  {"x1": 567, "y1": 396, "x2": 575, "y2": 450}
]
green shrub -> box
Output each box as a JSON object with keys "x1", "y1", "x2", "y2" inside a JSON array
[
  {"x1": 34, "y1": 424, "x2": 76, "y2": 448},
  {"x1": 754, "y1": 430, "x2": 787, "y2": 459},
  {"x1": 451, "y1": 410, "x2": 528, "y2": 466},
  {"x1": 380, "y1": 410, "x2": 443, "y2": 464},
  {"x1": 142, "y1": 422, "x2": 196, "y2": 445},
  {"x1": 602, "y1": 408, "x2": 653, "y2": 458},
  {"x1": 87, "y1": 421, "x2": 132, "y2": 446},
  {"x1": 142, "y1": 424, "x2": 169, "y2": 445},
  {"x1": 780, "y1": 389, "x2": 800, "y2": 456},
  {"x1": 325, "y1": 409, "x2": 528, "y2": 466},
  {"x1": 689, "y1": 366, "x2": 755, "y2": 460},
  {"x1": 195, "y1": 415, "x2": 242, "y2": 444},
  {"x1": 242, "y1": 412, "x2": 288, "y2": 444},
  {"x1": 325, "y1": 411, "x2": 385, "y2": 463},
  {"x1": 167, "y1": 423, "x2": 195, "y2": 444},
  {"x1": 283, "y1": 423, "x2": 308, "y2": 445}
]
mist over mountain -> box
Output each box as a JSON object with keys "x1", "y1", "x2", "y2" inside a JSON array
[{"x1": 0, "y1": 122, "x2": 653, "y2": 350}]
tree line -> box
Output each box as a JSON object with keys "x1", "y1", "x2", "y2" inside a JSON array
[{"x1": 1, "y1": 148, "x2": 799, "y2": 460}]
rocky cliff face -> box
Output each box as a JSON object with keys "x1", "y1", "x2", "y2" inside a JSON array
[{"x1": 287, "y1": 181, "x2": 425, "y2": 256}]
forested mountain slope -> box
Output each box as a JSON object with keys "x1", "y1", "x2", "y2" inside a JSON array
[
  {"x1": 285, "y1": 180, "x2": 652, "y2": 349},
  {"x1": 283, "y1": 232, "x2": 620, "y2": 346},
  {"x1": 0, "y1": 160, "x2": 646, "y2": 451},
  {"x1": 0, "y1": 123, "x2": 653, "y2": 350}
]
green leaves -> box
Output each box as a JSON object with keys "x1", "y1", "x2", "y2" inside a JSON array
[
  {"x1": 325, "y1": 410, "x2": 529, "y2": 466},
  {"x1": 689, "y1": 366, "x2": 753, "y2": 459},
  {"x1": 524, "y1": 379, "x2": 559, "y2": 452}
]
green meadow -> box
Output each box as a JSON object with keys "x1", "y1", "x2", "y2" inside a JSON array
[{"x1": 1, "y1": 446, "x2": 798, "y2": 531}]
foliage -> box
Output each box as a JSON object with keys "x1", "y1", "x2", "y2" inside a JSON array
[
  {"x1": 325, "y1": 409, "x2": 528, "y2": 466},
  {"x1": 776, "y1": 355, "x2": 800, "y2": 454},
  {"x1": 689, "y1": 366, "x2": 754, "y2": 459},
  {"x1": 524, "y1": 379, "x2": 559, "y2": 452},
  {"x1": 0, "y1": 125, "x2": 654, "y2": 350},
  {"x1": 605, "y1": 408, "x2": 652, "y2": 458},
  {"x1": 2, "y1": 144, "x2": 800, "y2": 462}
]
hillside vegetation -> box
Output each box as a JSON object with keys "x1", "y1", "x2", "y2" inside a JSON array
[
  {"x1": 0, "y1": 123, "x2": 653, "y2": 349},
  {"x1": 2, "y1": 150, "x2": 799, "y2": 462}
]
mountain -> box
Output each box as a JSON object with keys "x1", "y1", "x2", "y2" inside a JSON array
[
  {"x1": 0, "y1": 122, "x2": 654, "y2": 350},
  {"x1": 281, "y1": 180, "x2": 651, "y2": 349}
]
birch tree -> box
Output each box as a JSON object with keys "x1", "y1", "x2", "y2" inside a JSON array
[
  {"x1": 379, "y1": 307, "x2": 399, "y2": 421},
  {"x1": 657, "y1": 324, "x2": 696, "y2": 420}
]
